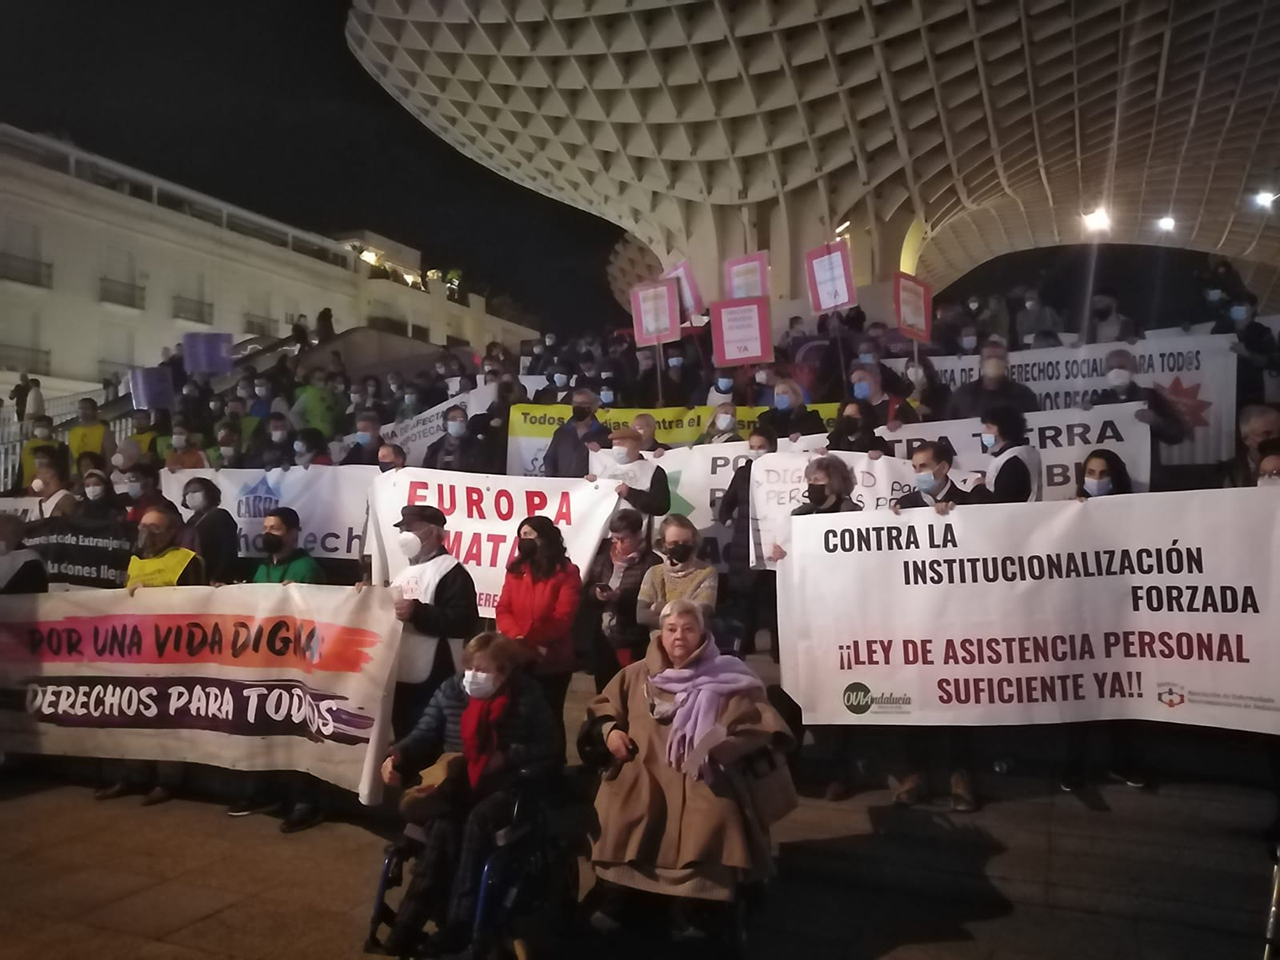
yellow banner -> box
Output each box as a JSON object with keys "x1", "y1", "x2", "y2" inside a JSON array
[{"x1": 509, "y1": 403, "x2": 843, "y2": 444}]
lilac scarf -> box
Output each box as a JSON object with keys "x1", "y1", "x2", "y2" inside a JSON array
[{"x1": 650, "y1": 647, "x2": 763, "y2": 779}]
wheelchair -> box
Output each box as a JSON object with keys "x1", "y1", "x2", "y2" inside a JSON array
[{"x1": 364, "y1": 766, "x2": 579, "y2": 959}]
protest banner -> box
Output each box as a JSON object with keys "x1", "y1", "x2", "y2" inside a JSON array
[
  {"x1": 630, "y1": 279, "x2": 682, "y2": 347},
  {"x1": 181, "y1": 331, "x2": 234, "y2": 375},
  {"x1": 643, "y1": 443, "x2": 755, "y2": 572},
  {"x1": 161, "y1": 466, "x2": 377, "y2": 560},
  {"x1": 710, "y1": 298, "x2": 772, "y2": 367},
  {"x1": 0, "y1": 584, "x2": 403, "y2": 801},
  {"x1": 0, "y1": 497, "x2": 40, "y2": 521},
  {"x1": 22, "y1": 515, "x2": 135, "y2": 588},
  {"x1": 128, "y1": 367, "x2": 174, "y2": 412},
  {"x1": 874, "y1": 403, "x2": 1151, "y2": 499},
  {"x1": 505, "y1": 403, "x2": 842, "y2": 477},
  {"x1": 747, "y1": 450, "x2": 978, "y2": 569},
  {"x1": 662, "y1": 259, "x2": 705, "y2": 319},
  {"x1": 376, "y1": 389, "x2": 488, "y2": 466},
  {"x1": 804, "y1": 241, "x2": 856, "y2": 312},
  {"x1": 894, "y1": 272, "x2": 931, "y2": 343},
  {"x1": 777, "y1": 488, "x2": 1280, "y2": 735},
  {"x1": 365, "y1": 467, "x2": 617, "y2": 616},
  {"x1": 886, "y1": 335, "x2": 1237, "y2": 465},
  {"x1": 723, "y1": 251, "x2": 769, "y2": 300}
]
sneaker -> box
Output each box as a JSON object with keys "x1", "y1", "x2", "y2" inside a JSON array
[
  {"x1": 1110, "y1": 768, "x2": 1147, "y2": 789},
  {"x1": 227, "y1": 797, "x2": 282, "y2": 818},
  {"x1": 893, "y1": 772, "x2": 925, "y2": 806},
  {"x1": 949, "y1": 771, "x2": 977, "y2": 813},
  {"x1": 822, "y1": 778, "x2": 854, "y2": 802},
  {"x1": 94, "y1": 781, "x2": 132, "y2": 801},
  {"x1": 140, "y1": 786, "x2": 173, "y2": 807},
  {"x1": 670, "y1": 899, "x2": 710, "y2": 941},
  {"x1": 279, "y1": 802, "x2": 324, "y2": 834}
]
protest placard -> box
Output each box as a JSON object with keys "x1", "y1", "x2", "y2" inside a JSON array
[
  {"x1": 723, "y1": 251, "x2": 769, "y2": 300},
  {"x1": 0, "y1": 584, "x2": 403, "y2": 801},
  {"x1": 22, "y1": 515, "x2": 136, "y2": 588},
  {"x1": 662, "y1": 259, "x2": 705, "y2": 318},
  {"x1": 777, "y1": 488, "x2": 1280, "y2": 734},
  {"x1": 630, "y1": 279, "x2": 681, "y2": 347},
  {"x1": 805, "y1": 242, "x2": 856, "y2": 312},
  {"x1": 895, "y1": 272, "x2": 931, "y2": 343},
  {"x1": 710, "y1": 297, "x2": 772, "y2": 367}
]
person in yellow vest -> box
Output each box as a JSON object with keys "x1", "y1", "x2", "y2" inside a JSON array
[
  {"x1": 97, "y1": 505, "x2": 206, "y2": 806},
  {"x1": 14, "y1": 415, "x2": 70, "y2": 491},
  {"x1": 127, "y1": 408, "x2": 159, "y2": 463},
  {"x1": 68, "y1": 397, "x2": 116, "y2": 477}
]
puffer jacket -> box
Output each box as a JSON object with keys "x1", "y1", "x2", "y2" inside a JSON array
[{"x1": 495, "y1": 561, "x2": 582, "y2": 674}]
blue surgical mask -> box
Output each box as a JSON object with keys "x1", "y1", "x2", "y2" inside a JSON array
[
  {"x1": 914, "y1": 472, "x2": 938, "y2": 495},
  {"x1": 852, "y1": 381, "x2": 872, "y2": 401},
  {"x1": 1206, "y1": 288, "x2": 1224, "y2": 303},
  {"x1": 447, "y1": 421, "x2": 466, "y2": 438},
  {"x1": 716, "y1": 378, "x2": 733, "y2": 392},
  {"x1": 774, "y1": 393, "x2": 793, "y2": 411},
  {"x1": 599, "y1": 388, "x2": 615, "y2": 405},
  {"x1": 981, "y1": 432, "x2": 997, "y2": 449},
  {"x1": 553, "y1": 373, "x2": 569, "y2": 387},
  {"x1": 355, "y1": 431, "x2": 372, "y2": 446},
  {"x1": 667, "y1": 356, "x2": 684, "y2": 368},
  {"x1": 1230, "y1": 305, "x2": 1248, "y2": 324},
  {"x1": 1083, "y1": 476, "x2": 1112, "y2": 497},
  {"x1": 858, "y1": 353, "x2": 876, "y2": 365}
]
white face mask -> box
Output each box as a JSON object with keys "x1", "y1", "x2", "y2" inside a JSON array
[
  {"x1": 255, "y1": 385, "x2": 270, "y2": 397},
  {"x1": 186, "y1": 491, "x2": 206, "y2": 512},
  {"x1": 612, "y1": 446, "x2": 631, "y2": 463},
  {"x1": 906, "y1": 366, "x2": 927, "y2": 387},
  {"x1": 462, "y1": 669, "x2": 498, "y2": 699},
  {"x1": 270, "y1": 429, "x2": 288, "y2": 444},
  {"x1": 111, "y1": 453, "x2": 125, "y2": 468},
  {"x1": 447, "y1": 420, "x2": 466, "y2": 438},
  {"x1": 84, "y1": 484, "x2": 106, "y2": 501},
  {"x1": 293, "y1": 440, "x2": 307, "y2": 453},
  {"x1": 746, "y1": 448, "x2": 765, "y2": 459},
  {"x1": 219, "y1": 445, "x2": 236, "y2": 460},
  {"x1": 127, "y1": 481, "x2": 143, "y2": 499},
  {"x1": 31, "y1": 477, "x2": 46, "y2": 495},
  {"x1": 1106, "y1": 368, "x2": 1133, "y2": 389},
  {"x1": 715, "y1": 413, "x2": 735, "y2": 431},
  {"x1": 754, "y1": 369, "x2": 769, "y2": 385},
  {"x1": 34, "y1": 427, "x2": 51, "y2": 439},
  {"x1": 960, "y1": 335, "x2": 978, "y2": 351},
  {"x1": 171, "y1": 434, "x2": 188, "y2": 450},
  {"x1": 397, "y1": 530, "x2": 423, "y2": 560}
]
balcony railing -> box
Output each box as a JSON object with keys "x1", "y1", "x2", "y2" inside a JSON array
[
  {"x1": 100, "y1": 277, "x2": 146, "y2": 310},
  {"x1": 0, "y1": 343, "x2": 50, "y2": 375},
  {"x1": 173, "y1": 295, "x2": 213, "y2": 324},
  {"x1": 243, "y1": 313, "x2": 277, "y2": 338},
  {"x1": 0, "y1": 252, "x2": 52, "y2": 288}
]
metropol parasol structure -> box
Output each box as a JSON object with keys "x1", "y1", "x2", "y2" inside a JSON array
[{"x1": 348, "y1": 0, "x2": 1280, "y2": 313}]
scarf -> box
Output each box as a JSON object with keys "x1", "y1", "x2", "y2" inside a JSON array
[
  {"x1": 460, "y1": 688, "x2": 512, "y2": 788},
  {"x1": 650, "y1": 645, "x2": 763, "y2": 779}
]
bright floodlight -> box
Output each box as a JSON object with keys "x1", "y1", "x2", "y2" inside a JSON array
[
  {"x1": 1082, "y1": 207, "x2": 1111, "y2": 231},
  {"x1": 1255, "y1": 191, "x2": 1276, "y2": 209},
  {"x1": 1157, "y1": 216, "x2": 1175, "y2": 231},
  {"x1": 359, "y1": 249, "x2": 380, "y2": 264},
  {"x1": 835, "y1": 219, "x2": 851, "y2": 234}
]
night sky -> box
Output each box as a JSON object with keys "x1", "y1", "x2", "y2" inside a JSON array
[
  {"x1": 0, "y1": 0, "x2": 627, "y2": 333},
  {"x1": 0, "y1": 2, "x2": 1220, "y2": 336}
]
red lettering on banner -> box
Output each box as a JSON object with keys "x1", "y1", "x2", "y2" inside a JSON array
[
  {"x1": 486, "y1": 533, "x2": 506, "y2": 566},
  {"x1": 495, "y1": 489, "x2": 514, "y2": 520},
  {"x1": 438, "y1": 485, "x2": 457, "y2": 515},
  {"x1": 442, "y1": 531, "x2": 461, "y2": 557},
  {"x1": 461, "y1": 533, "x2": 483, "y2": 565},
  {"x1": 465, "y1": 486, "x2": 484, "y2": 518},
  {"x1": 525, "y1": 491, "x2": 548, "y2": 515},
  {"x1": 407, "y1": 481, "x2": 429, "y2": 506},
  {"x1": 552, "y1": 492, "x2": 573, "y2": 524}
]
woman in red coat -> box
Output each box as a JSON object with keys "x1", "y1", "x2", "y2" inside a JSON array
[{"x1": 495, "y1": 515, "x2": 582, "y2": 759}]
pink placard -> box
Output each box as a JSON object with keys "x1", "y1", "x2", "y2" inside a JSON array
[
  {"x1": 710, "y1": 297, "x2": 773, "y2": 367},
  {"x1": 722, "y1": 251, "x2": 770, "y2": 300},
  {"x1": 629, "y1": 279, "x2": 682, "y2": 347},
  {"x1": 894, "y1": 272, "x2": 933, "y2": 343},
  {"x1": 804, "y1": 242, "x2": 857, "y2": 313},
  {"x1": 661, "y1": 259, "x2": 705, "y2": 317}
]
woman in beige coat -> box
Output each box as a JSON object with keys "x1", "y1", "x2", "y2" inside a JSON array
[{"x1": 581, "y1": 598, "x2": 795, "y2": 935}]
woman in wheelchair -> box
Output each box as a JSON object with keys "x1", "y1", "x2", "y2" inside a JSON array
[
  {"x1": 579, "y1": 598, "x2": 796, "y2": 939},
  {"x1": 379, "y1": 631, "x2": 558, "y2": 956}
]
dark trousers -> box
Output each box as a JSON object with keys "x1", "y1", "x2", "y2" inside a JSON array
[
  {"x1": 901, "y1": 725, "x2": 974, "y2": 776},
  {"x1": 117, "y1": 759, "x2": 183, "y2": 790},
  {"x1": 1061, "y1": 721, "x2": 1141, "y2": 779},
  {"x1": 535, "y1": 671, "x2": 573, "y2": 764},
  {"x1": 589, "y1": 634, "x2": 634, "y2": 694},
  {"x1": 387, "y1": 788, "x2": 515, "y2": 949},
  {"x1": 392, "y1": 639, "x2": 459, "y2": 741}
]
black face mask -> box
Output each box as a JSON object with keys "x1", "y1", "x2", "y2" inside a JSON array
[
  {"x1": 836, "y1": 416, "x2": 862, "y2": 436},
  {"x1": 378, "y1": 462, "x2": 395, "y2": 473},
  {"x1": 261, "y1": 533, "x2": 285, "y2": 555},
  {"x1": 1092, "y1": 305, "x2": 1112, "y2": 319},
  {"x1": 516, "y1": 537, "x2": 538, "y2": 559},
  {"x1": 665, "y1": 543, "x2": 695, "y2": 565},
  {"x1": 805, "y1": 482, "x2": 828, "y2": 504},
  {"x1": 571, "y1": 405, "x2": 591, "y2": 422}
]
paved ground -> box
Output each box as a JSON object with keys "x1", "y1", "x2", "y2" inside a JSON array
[{"x1": 0, "y1": 664, "x2": 1275, "y2": 959}]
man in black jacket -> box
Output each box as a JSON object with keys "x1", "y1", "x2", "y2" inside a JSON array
[
  {"x1": 945, "y1": 341, "x2": 1039, "y2": 419},
  {"x1": 544, "y1": 388, "x2": 611, "y2": 478},
  {"x1": 1090, "y1": 348, "x2": 1187, "y2": 486},
  {"x1": 340, "y1": 411, "x2": 384, "y2": 466},
  {"x1": 892, "y1": 441, "x2": 972, "y2": 513}
]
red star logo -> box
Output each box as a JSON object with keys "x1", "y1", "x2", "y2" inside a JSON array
[{"x1": 1154, "y1": 377, "x2": 1212, "y2": 431}]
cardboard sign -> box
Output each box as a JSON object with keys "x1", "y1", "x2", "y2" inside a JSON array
[
  {"x1": 895, "y1": 272, "x2": 932, "y2": 343},
  {"x1": 805, "y1": 242, "x2": 857, "y2": 313},
  {"x1": 630, "y1": 279, "x2": 682, "y2": 347},
  {"x1": 723, "y1": 251, "x2": 769, "y2": 300},
  {"x1": 128, "y1": 366, "x2": 175, "y2": 411},
  {"x1": 661, "y1": 259, "x2": 705, "y2": 318},
  {"x1": 181, "y1": 332, "x2": 234, "y2": 376},
  {"x1": 710, "y1": 297, "x2": 773, "y2": 367}
]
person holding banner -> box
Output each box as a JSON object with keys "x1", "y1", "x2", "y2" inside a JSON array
[
  {"x1": 849, "y1": 365, "x2": 919, "y2": 430},
  {"x1": 756, "y1": 379, "x2": 826, "y2": 443},
  {"x1": 423, "y1": 406, "x2": 483, "y2": 473},
  {"x1": 766, "y1": 455, "x2": 860, "y2": 561},
  {"x1": 901, "y1": 355, "x2": 951, "y2": 422},
  {"x1": 1091, "y1": 349, "x2": 1187, "y2": 468},
  {"x1": 1075, "y1": 449, "x2": 1134, "y2": 500},
  {"x1": 33, "y1": 458, "x2": 75, "y2": 520},
  {"x1": 826, "y1": 400, "x2": 891, "y2": 455},
  {"x1": 0, "y1": 513, "x2": 48, "y2": 594},
  {"x1": 76, "y1": 468, "x2": 122, "y2": 521},
  {"x1": 544, "y1": 388, "x2": 611, "y2": 479},
  {"x1": 532, "y1": 362, "x2": 574, "y2": 404},
  {"x1": 293, "y1": 428, "x2": 333, "y2": 467},
  {"x1": 972, "y1": 405, "x2": 1043, "y2": 503},
  {"x1": 893, "y1": 441, "x2": 971, "y2": 513},
  {"x1": 180, "y1": 477, "x2": 241, "y2": 586},
  {"x1": 587, "y1": 427, "x2": 671, "y2": 522},
  {"x1": 693, "y1": 403, "x2": 743, "y2": 445},
  {"x1": 377, "y1": 442, "x2": 407, "y2": 472},
  {"x1": 718, "y1": 428, "x2": 779, "y2": 657},
  {"x1": 68, "y1": 397, "x2": 116, "y2": 473},
  {"x1": 631, "y1": 414, "x2": 671, "y2": 455},
  {"x1": 340, "y1": 411, "x2": 384, "y2": 467},
  {"x1": 387, "y1": 505, "x2": 480, "y2": 739},
  {"x1": 944, "y1": 341, "x2": 1039, "y2": 420},
  {"x1": 124, "y1": 463, "x2": 178, "y2": 523},
  {"x1": 495, "y1": 516, "x2": 583, "y2": 757}
]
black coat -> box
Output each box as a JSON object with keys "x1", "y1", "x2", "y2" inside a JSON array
[
  {"x1": 756, "y1": 406, "x2": 827, "y2": 439},
  {"x1": 406, "y1": 555, "x2": 480, "y2": 650},
  {"x1": 895, "y1": 478, "x2": 972, "y2": 511},
  {"x1": 544, "y1": 419, "x2": 611, "y2": 478},
  {"x1": 422, "y1": 434, "x2": 484, "y2": 472}
]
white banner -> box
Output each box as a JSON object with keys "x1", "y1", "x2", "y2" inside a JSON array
[
  {"x1": 874, "y1": 403, "x2": 1151, "y2": 499},
  {"x1": 161, "y1": 466, "x2": 377, "y2": 560},
  {"x1": 0, "y1": 497, "x2": 40, "y2": 521},
  {"x1": 0, "y1": 584, "x2": 403, "y2": 801},
  {"x1": 778, "y1": 489, "x2": 1280, "y2": 733},
  {"x1": 366, "y1": 467, "x2": 618, "y2": 616},
  {"x1": 377, "y1": 387, "x2": 492, "y2": 467},
  {"x1": 747, "y1": 450, "x2": 977, "y2": 570},
  {"x1": 643, "y1": 444, "x2": 756, "y2": 572},
  {"x1": 887, "y1": 335, "x2": 1237, "y2": 464}
]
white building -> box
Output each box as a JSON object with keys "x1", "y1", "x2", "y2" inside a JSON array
[{"x1": 0, "y1": 123, "x2": 538, "y2": 409}]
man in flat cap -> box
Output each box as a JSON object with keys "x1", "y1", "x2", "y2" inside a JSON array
[
  {"x1": 585, "y1": 427, "x2": 671, "y2": 534},
  {"x1": 387, "y1": 505, "x2": 479, "y2": 738}
]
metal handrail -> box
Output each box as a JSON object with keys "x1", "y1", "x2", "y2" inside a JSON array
[
  {"x1": 100, "y1": 276, "x2": 146, "y2": 309},
  {"x1": 0, "y1": 252, "x2": 52, "y2": 288},
  {"x1": 243, "y1": 313, "x2": 278, "y2": 338},
  {"x1": 173, "y1": 295, "x2": 213, "y2": 324}
]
